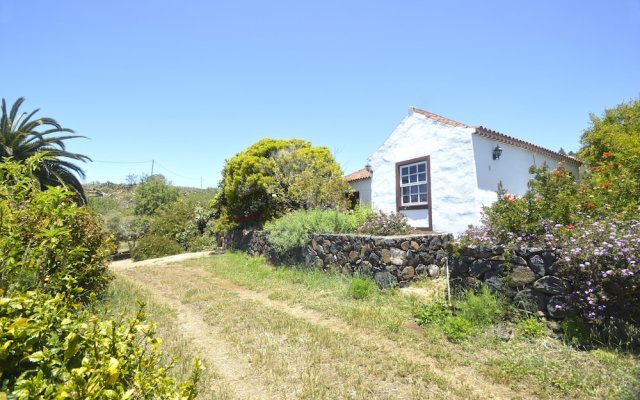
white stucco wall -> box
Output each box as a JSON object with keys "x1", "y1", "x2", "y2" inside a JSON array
[
  {"x1": 472, "y1": 135, "x2": 580, "y2": 211},
  {"x1": 349, "y1": 179, "x2": 372, "y2": 205},
  {"x1": 368, "y1": 111, "x2": 479, "y2": 235}
]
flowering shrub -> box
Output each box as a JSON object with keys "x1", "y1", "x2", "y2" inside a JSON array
[
  {"x1": 546, "y1": 218, "x2": 640, "y2": 325},
  {"x1": 480, "y1": 164, "x2": 579, "y2": 242},
  {"x1": 356, "y1": 211, "x2": 412, "y2": 236},
  {"x1": 578, "y1": 156, "x2": 640, "y2": 220}
]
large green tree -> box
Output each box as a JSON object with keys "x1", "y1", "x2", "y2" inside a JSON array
[
  {"x1": 0, "y1": 97, "x2": 90, "y2": 203},
  {"x1": 133, "y1": 174, "x2": 180, "y2": 216},
  {"x1": 214, "y1": 138, "x2": 351, "y2": 229},
  {"x1": 578, "y1": 99, "x2": 640, "y2": 217}
]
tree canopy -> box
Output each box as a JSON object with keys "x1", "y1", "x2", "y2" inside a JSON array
[
  {"x1": 578, "y1": 99, "x2": 640, "y2": 218},
  {"x1": 214, "y1": 138, "x2": 351, "y2": 229},
  {"x1": 133, "y1": 174, "x2": 180, "y2": 216},
  {"x1": 0, "y1": 97, "x2": 90, "y2": 203},
  {"x1": 578, "y1": 99, "x2": 640, "y2": 166}
]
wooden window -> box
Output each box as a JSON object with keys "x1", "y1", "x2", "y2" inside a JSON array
[{"x1": 396, "y1": 156, "x2": 431, "y2": 211}]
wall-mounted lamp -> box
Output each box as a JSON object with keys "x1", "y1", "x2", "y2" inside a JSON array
[{"x1": 492, "y1": 145, "x2": 503, "y2": 160}]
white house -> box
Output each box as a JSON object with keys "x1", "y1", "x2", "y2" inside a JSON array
[{"x1": 346, "y1": 107, "x2": 581, "y2": 235}]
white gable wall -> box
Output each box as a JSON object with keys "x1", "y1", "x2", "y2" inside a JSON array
[
  {"x1": 349, "y1": 179, "x2": 372, "y2": 205},
  {"x1": 368, "y1": 112, "x2": 479, "y2": 234},
  {"x1": 472, "y1": 134, "x2": 580, "y2": 213}
]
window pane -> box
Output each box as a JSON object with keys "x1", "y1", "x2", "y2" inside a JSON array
[
  {"x1": 409, "y1": 165, "x2": 416, "y2": 174},
  {"x1": 418, "y1": 173, "x2": 426, "y2": 182},
  {"x1": 401, "y1": 167, "x2": 408, "y2": 175},
  {"x1": 411, "y1": 195, "x2": 418, "y2": 203},
  {"x1": 401, "y1": 176, "x2": 408, "y2": 184},
  {"x1": 419, "y1": 194, "x2": 427, "y2": 202},
  {"x1": 402, "y1": 187, "x2": 410, "y2": 195},
  {"x1": 419, "y1": 184, "x2": 427, "y2": 193},
  {"x1": 403, "y1": 195, "x2": 409, "y2": 204},
  {"x1": 410, "y1": 175, "x2": 417, "y2": 183},
  {"x1": 410, "y1": 186, "x2": 418, "y2": 194},
  {"x1": 418, "y1": 163, "x2": 426, "y2": 172}
]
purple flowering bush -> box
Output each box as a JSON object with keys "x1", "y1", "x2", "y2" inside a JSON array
[
  {"x1": 546, "y1": 218, "x2": 640, "y2": 325},
  {"x1": 458, "y1": 167, "x2": 640, "y2": 344}
]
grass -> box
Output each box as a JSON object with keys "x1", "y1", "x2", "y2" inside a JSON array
[
  {"x1": 102, "y1": 276, "x2": 234, "y2": 400},
  {"x1": 113, "y1": 251, "x2": 639, "y2": 399},
  {"x1": 182, "y1": 252, "x2": 415, "y2": 337}
]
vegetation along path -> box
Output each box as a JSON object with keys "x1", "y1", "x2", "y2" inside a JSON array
[{"x1": 110, "y1": 252, "x2": 639, "y2": 400}]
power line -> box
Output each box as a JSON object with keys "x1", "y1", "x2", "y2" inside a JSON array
[
  {"x1": 154, "y1": 161, "x2": 215, "y2": 187},
  {"x1": 153, "y1": 160, "x2": 194, "y2": 180},
  {"x1": 91, "y1": 158, "x2": 215, "y2": 187},
  {"x1": 93, "y1": 159, "x2": 152, "y2": 164}
]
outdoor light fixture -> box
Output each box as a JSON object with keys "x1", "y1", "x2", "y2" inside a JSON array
[{"x1": 492, "y1": 145, "x2": 503, "y2": 160}]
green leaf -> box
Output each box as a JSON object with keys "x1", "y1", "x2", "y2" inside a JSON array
[
  {"x1": 28, "y1": 350, "x2": 45, "y2": 362},
  {"x1": 63, "y1": 332, "x2": 82, "y2": 361}
]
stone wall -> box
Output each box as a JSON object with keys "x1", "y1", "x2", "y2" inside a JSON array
[
  {"x1": 224, "y1": 229, "x2": 573, "y2": 319},
  {"x1": 223, "y1": 229, "x2": 453, "y2": 288},
  {"x1": 451, "y1": 245, "x2": 572, "y2": 319}
]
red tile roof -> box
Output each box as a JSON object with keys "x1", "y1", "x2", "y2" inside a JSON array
[
  {"x1": 345, "y1": 167, "x2": 372, "y2": 182},
  {"x1": 410, "y1": 107, "x2": 582, "y2": 167}
]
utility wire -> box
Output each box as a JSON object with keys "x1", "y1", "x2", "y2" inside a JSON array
[
  {"x1": 91, "y1": 158, "x2": 214, "y2": 187},
  {"x1": 93, "y1": 159, "x2": 152, "y2": 164}
]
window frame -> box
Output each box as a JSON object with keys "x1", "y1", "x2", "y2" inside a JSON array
[{"x1": 395, "y1": 155, "x2": 432, "y2": 230}]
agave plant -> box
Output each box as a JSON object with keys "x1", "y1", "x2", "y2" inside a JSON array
[{"x1": 0, "y1": 97, "x2": 90, "y2": 203}]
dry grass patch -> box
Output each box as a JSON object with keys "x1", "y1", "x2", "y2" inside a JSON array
[
  {"x1": 183, "y1": 252, "x2": 640, "y2": 399},
  {"x1": 103, "y1": 276, "x2": 235, "y2": 400}
]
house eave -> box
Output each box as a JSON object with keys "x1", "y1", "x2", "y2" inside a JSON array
[{"x1": 474, "y1": 127, "x2": 582, "y2": 167}]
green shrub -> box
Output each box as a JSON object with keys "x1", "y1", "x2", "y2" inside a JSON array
[
  {"x1": 265, "y1": 206, "x2": 375, "y2": 254},
  {"x1": 131, "y1": 235, "x2": 183, "y2": 261},
  {"x1": 561, "y1": 316, "x2": 591, "y2": 346},
  {"x1": 87, "y1": 194, "x2": 120, "y2": 215},
  {"x1": 348, "y1": 277, "x2": 378, "y2": 300},
  {"x1": 188, "y1": 235, "x2": 218, "y2": 251},
  {"x1": 0, "y1": 290, "x2": 199, "y2": 399},
  {"x1": 213, "y1": 138, "x2": 352, "y2": 229},
  {"x1": 356, "y1": 211, "x2": 413, "y2": 236},
  {"x1": 578, "y1": 99, "x2": 640, "y2": 219},
  {"x1": 443, "y1": 316, "x2": 474, "y2": 343},
  {"x1": 455, "y1": 287, "x2": 504, "y2": 328},
  {"x1": 0, "y1": 157, "x2": 115, "y2": 301},
  {"x1": 480, "y1": 164, "x2": 579, "y2": 242},
  {"x1": 149, "y1": 201, "x2": 198, "y2": 250},
  {"x1": 519, "y1": 317, "x2": 545, "y2": 338},
  {"x1": 413, "y1": 301, "x2": 451, "y2": 326}
]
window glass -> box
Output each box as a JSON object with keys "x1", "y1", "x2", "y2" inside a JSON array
[{"x1": 399, "y1": 160, "x2": 428, "y2": 206}]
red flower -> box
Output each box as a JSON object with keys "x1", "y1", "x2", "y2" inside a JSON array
[
  {"x1": 565, "y1": 225, "x2": 575, "y2": 230},
  {"x1": 585, "y1": 203, "x2": 596, "y2": 209},
  {"x1": 553, "y1": 167, "x2": 566, "y2": 178},
  {"x1": 602, "y1": 151, "x2": 612, "y2": 158},
  {"x1": 602, "y1": 182, "x2": 611, "y2": 189}
]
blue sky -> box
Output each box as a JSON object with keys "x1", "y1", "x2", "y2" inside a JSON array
[{"x1": 1, "y1": 0, "x2": 639, "y2": 188}]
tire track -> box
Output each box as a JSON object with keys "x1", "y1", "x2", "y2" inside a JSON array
[{"x1": 122, "y1": 262, "x2": 524, "y2": 400}]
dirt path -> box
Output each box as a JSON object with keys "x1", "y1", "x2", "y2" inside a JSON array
[
  {"x1": 114, "y1": 254, "x2": 523, "y2": 399},
  {"x1": 110, "y1": 251, "x2": 215, "y2": 271},
  {"x1": 122, "y1": 269, "x2": 280, "y2": 400}
]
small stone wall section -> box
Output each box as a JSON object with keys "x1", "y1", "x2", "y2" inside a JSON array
[
  {"x1": 223, "y1": 229, "x2": 453, "y2": 288},
  {"x1": 451, "y1": 245, "x2": 572, "y2": 319}
]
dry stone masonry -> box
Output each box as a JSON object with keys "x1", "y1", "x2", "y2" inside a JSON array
[
  {"x1": 224, "y1": 230, "x2": 574, "y2": 319},
  {"x1": 451, "y1": 245, "x2": 572, "y2": 319},
  {"x1": 223, "y1": 229, "x2": 453, "y2": 288}
]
